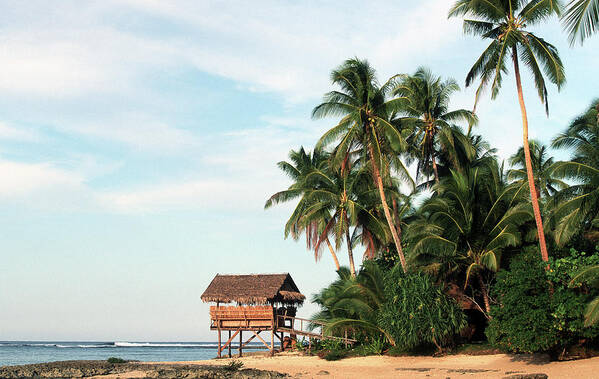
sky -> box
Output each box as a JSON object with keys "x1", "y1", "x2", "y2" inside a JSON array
[{"x1": 1, "y1": 1, "x2": 598, "y2": 342}]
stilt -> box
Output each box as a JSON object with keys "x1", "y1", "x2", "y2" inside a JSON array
[
  {"x1": 308, "y1": 337, "x2": 312, "y2": 354},
  {"x1": 239, "y1": 330, "x2": 243, "y2": 357},
  {"x1": 217, "y1": 301, "x2": 221, "y2": 358},
  {"x1": 228, "y1": 330, "x2": 232, "y2": 358},
  {"x1": 280, "y1": 332, "x2": 284, "y2": 351},
  {"x1": 270, "y1": 330, "x2": 275, "y2": 356}
]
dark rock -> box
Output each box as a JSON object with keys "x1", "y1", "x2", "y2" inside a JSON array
[{"x1": 0, "y1": 360, "x2": 287, "y2": 378}]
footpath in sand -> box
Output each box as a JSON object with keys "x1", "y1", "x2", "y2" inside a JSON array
[{"x1": 164, "y1": 352, "x2": 599, "y2": 379}]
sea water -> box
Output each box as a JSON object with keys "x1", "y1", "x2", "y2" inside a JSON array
[{"x1": 0, "y1": 341, "x2": 268, "y2": 367}]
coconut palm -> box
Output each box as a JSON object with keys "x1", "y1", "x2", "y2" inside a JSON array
[
  {"x1": 311, "y1": 260, "x2": 394, "y2": 344},
  {"x1": 394, "y1": 67, "x2": 478, "y2": 185},
  {"x1": 407, "y1": 161, "x2": 532, "y2": 315},
  {"x1": 299, "y1": 163, "x2": 388, "y2": 277},
  {"x1": 265, "y1": 147, "x2": 341, "y2": 270},
  {"x1": 508, "y1": 140, "x2": 567, "y2": 198},
  {"x1": 550, "y1": 99, "x2": 599, "y2": 246},
  {"x1": 562, "y1": 0, "x2": 599, "y2": 44},
  {"x1": 449, "y1": 0, "x2": 566, "y2": 263},
  {"x1": 313, "y1": 58, "x2": 411, "y2": 272}
]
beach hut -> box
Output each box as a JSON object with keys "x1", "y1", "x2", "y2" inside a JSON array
[{"x1": 201, "y1": 273, "x2": 305, "y2": 357}]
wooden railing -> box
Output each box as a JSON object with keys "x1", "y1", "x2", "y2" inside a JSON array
[{"x1": 276, "y1": 315, "x2": 357, "y2": 345}]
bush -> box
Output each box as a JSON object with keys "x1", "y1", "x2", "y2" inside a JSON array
[
  {"x1": 486, "y1": 252, "x2": 556, "y2": 353},
  {"x1": 321, "y1": 349, "x2": 348, "y2": 361},
  {"x1": 224, "y1": 360, "x2": 244, "y2": 371},
  {"x1": 487, "y1": 249, "x2": 599, "y2": 355},
  {"x1": 377, "y1": 266, "x2": 466, "y2": 351},
  {"x1": 107, "y1": 357, "x2": 127, "y2": 364}
]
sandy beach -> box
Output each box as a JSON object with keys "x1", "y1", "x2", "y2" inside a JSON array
[{"x1": 142, "y1": 353, "x2": 599, "y2": 378}]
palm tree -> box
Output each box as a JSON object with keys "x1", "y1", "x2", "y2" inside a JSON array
[
  {"x1": 394, "y1": 67, "x2": 478, "y2": 185},
  {"x1": 449, "y1": 0, "x2": 566, "y2": 263},
  {"x1": 313, "y1": 58, "x2": 411, "y2": 272},
  {"x1": 550, "y1": 99, "x2": 599, "y2": 246},
  {"x1": 311, "y1": 260, "x2": 394, "y2": 344},
  {"x1": 571, "y1": 264, "x2": 599, "y2": 326},
  {"x1": 407, "y1": 161, "x2": 532, "y2": 315},
  {"x1": 562, "y1": 0, "x2": 599, "y2": 44},
  {"x1": 508, "y1": 140, "x2": 567, "y2": 198},
  {"x1": 265, "y1": 147, "x2": 341, "y2": 270},
  {"x1": 300, "y1": 164, "x2": 388, "y2": 277}
]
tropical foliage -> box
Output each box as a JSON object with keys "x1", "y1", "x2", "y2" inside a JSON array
[
  {"x1": 265, "y1": 0, "x2": 599, "y2": 356},
  {"x1": 449, "y1": 0, "x2": 566, "y2": 264}
]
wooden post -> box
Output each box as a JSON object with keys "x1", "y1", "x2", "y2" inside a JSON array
[
  {"x1": 308, "y1": 337, "x2": 312, "y2": 354},
  {"x1": 280, "y1": 332, "x2": 284, "y2": 352},
  {"x1": 217, "y1": 301, "x2": 221, "y2": 358},
  {"x1": 270, "y1": 306, "x2": 275, "y2": 356},
  {"x1": 344, "y1": 329, "x2": 348, "y2": 349},
  {"x1": 239, "y1": 330, "x2": 243, "y2": 357},
  {"x1": 270, "y1": 330, "x2": 275, "y2": 356},
  {"x1": 228, "y1": 330, "x2": 232, "y2": 358}
]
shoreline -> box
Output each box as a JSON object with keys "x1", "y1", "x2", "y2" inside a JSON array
[{"x1": 3, "y1": 353, "x2": 599, "y2": 378}]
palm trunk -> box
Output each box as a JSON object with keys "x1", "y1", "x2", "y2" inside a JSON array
[
  {"x1": 478, "y1": 274, "x2": 491, "y2": 315},
  {"x1": 512, "y1": 47, "x2": 549, "y2": 263},
  {"x1": 345, "y1": 227, "x2": 356, "y2": 278},
  {"x1": 431, "y1": 158, "x2": 440, "y2": 185},
  {"x1": 367, "y1": 144, "x2": 408, "y2": 273},
  {"x1": 325, "y1": 238, "x2": 341, "y2": 271}
]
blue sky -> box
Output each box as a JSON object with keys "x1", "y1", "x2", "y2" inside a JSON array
[{"x1": 1, "y1": 1, "x2": 598, "y2": 341}]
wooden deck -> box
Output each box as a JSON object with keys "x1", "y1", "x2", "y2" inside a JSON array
[{"x1": 208, "y1": 305, "x2": 356, "y2": 357}]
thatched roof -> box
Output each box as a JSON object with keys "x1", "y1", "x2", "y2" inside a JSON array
[{"x1": 201, "y1": 273, "x2": 305, "y2": 305}]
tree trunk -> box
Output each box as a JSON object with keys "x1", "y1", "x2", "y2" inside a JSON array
[
  {"x1": 325, "y1": 238, "x2": 341, "y2": 271},
  {"x1": 431, "y1": 158, "x2": 440, "y2": 185},
  {"x1": 478, "y1": 274, "x2": 491, "y2": 315},
  {"x1": 512, "y1": 47, "x2": 549, "y2": 263},
  {"x1": 345, "y1": 225, "x2": 356, "y2": 278},
  {"x1": 367, "y1": 144, "x2": 408, "y2": 273}
]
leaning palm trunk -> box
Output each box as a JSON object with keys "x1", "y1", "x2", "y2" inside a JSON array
[
  {"x1": 512, "y1": 47, "x2": 549, "y2": 263},
  {"x1": 325, "y1": 238, "x2": 341, "y2": 271},
  {"x1": 478, "y1": 274, "x2": 492, "y2": 315},
  {"x1": 367, "y1": 144, "x2": 408, "y2": 273}
]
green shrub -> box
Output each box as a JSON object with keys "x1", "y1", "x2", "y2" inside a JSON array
[
  {"x1": 107, "y1": 357, "x2": 127, "y2": 364},
  {"x1": 487, "y1": 249, "x2": 599, "y2": 354},
  {"x1": 224, "y1": 360, "x2": 244, "y2": 371},
  {"x1": 377, "y1": 266, "x2": 466, "y2": 351},
  {"x1": 321, "y1": 349, "x2": 348, "y2": 361}
]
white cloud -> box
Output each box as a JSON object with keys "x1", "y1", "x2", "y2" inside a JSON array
[
  {"x1": 0, "y1": 122, "x2": 40, "y2": 142},
  {"x1": 0, "y1": 159, "x2": 83, "y2": 197},
  {"x1": 57, "y1": 113, "x2": 202, "y2": 153}
]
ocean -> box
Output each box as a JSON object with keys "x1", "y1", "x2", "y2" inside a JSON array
[{"x1": 0, "y1": 341, "x2": 268, "y2": 367}]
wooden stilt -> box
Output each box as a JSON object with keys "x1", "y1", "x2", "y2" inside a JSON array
[
  {"x1": 280, "y1": 332, "x2": 284, "y2": 351},
  {"x1": 239, "y1": 330, "x2": 243, "y2": 357},
  {"x1": 219, "y1": 329, "x2": 241, "y2": 354},
  {"x1": 216, "y1": 301, "x2": 221, "y2": 358},
  {"x1": 228, "y1": 330, "x2": 232, "y2": 358},
  {"x1": 270, "y1": 330, "x2": 275, "y2": 356}
]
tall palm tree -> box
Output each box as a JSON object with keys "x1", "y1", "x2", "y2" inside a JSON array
[
  {"x1": 394, "y1": 67, "x2": 478, "y2": 185},
  {"x1": 313, "y1": 58, "x2": 411, "y2": 272},
  {"x1": 562, "y1": 0, "x2": 599, "y2": 44},
  {"x1": 550, "y1": 99, "x2": 599, "y2": 246},
  {"x1": 449, "y1": 0, "x2": 566, "y2": 263},
  {"x1": 508, "y1": 140, "x2": 567, "y2": 198},
  {"x1": 300, "y1": 164, "x2": 388, "y2": 277},
  {"x1": 407, "y1": 161, "x2": 532, "y2": 315},
  {"x1": 265, "y1": 147, "x2": 341, "y2": 270}
]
